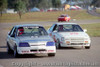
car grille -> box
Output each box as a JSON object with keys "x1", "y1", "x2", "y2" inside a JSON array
[
  {"x1": 70, "y1": 38, "x2": 84, "y2": 43},
  {"x1": 30, "y1": 49, "x2": 46, "y2": 52},
  {"x1": 71, "y1": 43, "x2": 84, "y2": 45}
]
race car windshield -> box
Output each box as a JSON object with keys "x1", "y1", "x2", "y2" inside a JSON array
[
  {"x1": 58, "y1": 24, "x2": 83, "y2": 32},
  {"x1": 17, "y1": 26, "x2": 48, "y2": 36}
]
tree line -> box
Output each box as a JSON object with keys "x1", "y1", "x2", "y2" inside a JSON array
[
  {"x1": 0, "y1": 0, "x2": 100, "y2": 18},
  {"x1": 8, "y1": 0, "x2": 61, "y2": 10},
  {"x1": 0, "y1": 0, "x2": 61, "y2": 18}
]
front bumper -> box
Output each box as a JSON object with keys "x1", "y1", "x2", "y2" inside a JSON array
[
  {"x1": 17, "y1": 46, "x2": 56, "y2": 54},
  {"x1": 60, "y1": 42, "x2": 90, "y2": 48}
]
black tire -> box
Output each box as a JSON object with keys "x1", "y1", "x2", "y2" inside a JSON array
[
  {"x1": 14, "y1": 45, "x2": 20, "y2": 58},
  {"x1": 58, "y1": 43, "x2": 61, "y2": 49},
  {"x1": 56, "y1": 40, "x2": 61, "y2": 49},
  {"x1": 85, "y1": 46, "x2": 90, "y2": 49},
  {"x1": 48, "y1": 53, "x2": 55, "y2": 57},
  {"x1": 7, "y1": 42, "x2": 13, "y2": 54}
]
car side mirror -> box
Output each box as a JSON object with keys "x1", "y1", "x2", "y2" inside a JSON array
[
  {"x1": 11, "y1": 34, "x2": 15, "y2": 37},
  {"x1": 53, "y1": 30, "x2": 57, "y2": 33},
  {"x1": 84, "y1": 29, "x2": 87, "y2": 32}
]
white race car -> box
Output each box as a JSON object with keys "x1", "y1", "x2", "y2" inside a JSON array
[
  {"x1": 47, "y1": 23, "x2": 91, "y2": 49},
  {"x1": 7, "y1": 24, "x2": 56, "y2": 57}
]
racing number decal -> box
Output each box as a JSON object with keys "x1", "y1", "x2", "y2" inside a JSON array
[{"x1": 70, "y1": 32, "x2": 78, "y2": 35}]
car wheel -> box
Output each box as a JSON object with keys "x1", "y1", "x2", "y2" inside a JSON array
[
  {"x1": 14, "y1": 45, "x2": 20, "y2": 58},
  {"x1": 7, "y1": 42, "x2": 13, "y2": 54},
  {"x1": 56, "y1": 40, "x2": 61, "y2": 49},
  {"x1": 85, "y1": 46, "x2": 90, "y2": 49},
  {"x1": 48, "y1": 53, "x2": 55, "y2": 57}
]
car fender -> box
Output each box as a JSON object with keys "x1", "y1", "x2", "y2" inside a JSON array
[{"x1": 54, "y1": 33, "x2": 62, "y2": 43}]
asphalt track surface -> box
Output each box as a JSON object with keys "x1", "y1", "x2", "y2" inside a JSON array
[{"x1": 0, "y1": 20, "x2": 100, "y2": 67}]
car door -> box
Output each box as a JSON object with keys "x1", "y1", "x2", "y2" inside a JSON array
[
  {"x1": 7, "y1": 27, "x2": 14, "y2": 49},
  {"x1": 49, "y1": 24, "x2": 58, "y2": 42},
  {"x1": 8, "y1": 27, "x2": 17, "y2": 50},
  {"x1": 48, "y1": 24, "x2": 55, "y2": 36}
]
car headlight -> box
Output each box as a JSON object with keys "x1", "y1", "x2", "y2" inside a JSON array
[
  {"x1": 46, "y1": 41, "x2": 55, "y2": 46},
  {"x1": 19, "y1": 42, "x2": 30, "y2": 47},
  {"x1": 84, "y1": 41, "x2": 89, "y2": 43},
  {"x1": 84, "y1": 38, "x2": 89, "y2": 43}
]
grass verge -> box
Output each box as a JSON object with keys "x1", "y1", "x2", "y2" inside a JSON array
[
  {"x1": 0, "y1": 10, "x2": 100, "y2": 23},
  {"x1": 96, "y1": 9, "x2": 100, "y2": 13},
  {"x1": 80, "y1": 23, "x2": 100, "y2": 37}
]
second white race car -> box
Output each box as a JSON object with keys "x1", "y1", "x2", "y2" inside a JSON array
[{"x1": 48, "y1": 23, "x2": 91, "y2": 49}]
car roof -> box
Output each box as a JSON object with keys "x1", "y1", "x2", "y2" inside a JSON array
[
  {"x1": 61, "y1": 14, "x2": 68, "y2": 16},
  {"x1": 55, "y1": 23, "x2": 78, "y2": 25},
  {"x1": 61, "y1": 14, "x2": 67, "y2": 15},
  {"x1": 15, "y1": 24, "x2": 43, "y2": 28}
]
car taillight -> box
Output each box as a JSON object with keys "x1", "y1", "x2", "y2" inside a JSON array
[
  {"x1": 46, "y1": 42, "x2": 55, "y2": 46},
  {"x1": 65, "y1": 17, "x2": 67, "y2": 20},
  {"x1": 19, "y1": 42, "x2": 30, "y2": 47}
]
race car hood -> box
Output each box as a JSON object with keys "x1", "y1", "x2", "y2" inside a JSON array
[
  {"x1": 17, "y1": 35, "x2": 53, "y2": 43},
  {"x1": 58, "y1": 32, "x2": 89, "y2": 38}
]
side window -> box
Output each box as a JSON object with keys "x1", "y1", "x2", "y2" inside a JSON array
[
  {"x1": 9, "y1": 27, "x2": 14, "y2": 36},
  {"x1": 61, "y1": 15, "x2": 64, "y2": 17},
  {"x1": 10, "y1": 27, "x2": 17, "y2": 37},
  {"x1": 12, "y1": 28, "x2": 17, "y2": 37},
  {"x1": 49, "y1": 24, "x2": 55, "y2": 32},
  {"x1": 52, "y1": 24, "x2": 57, "y2": 31}
]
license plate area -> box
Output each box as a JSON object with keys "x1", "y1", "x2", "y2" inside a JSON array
[
  {"x1": 30, "y1": 49, "x2": 47, "y2": 53},
  {"x1": 71, "y1": 43, "x2": 84, "y2": 45}
]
